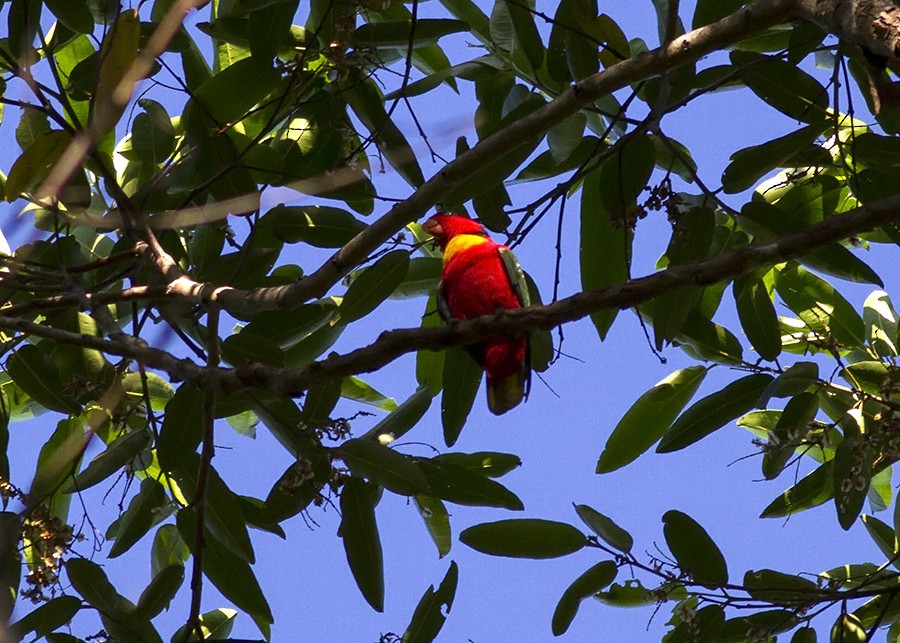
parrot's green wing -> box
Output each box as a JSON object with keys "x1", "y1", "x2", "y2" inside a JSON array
[
  {"x1": 498, "y1": 246, "x2": 532, "y2": 405},
  {"x1": 498, "y1": 247, "x2": 530, "y2": 308}
]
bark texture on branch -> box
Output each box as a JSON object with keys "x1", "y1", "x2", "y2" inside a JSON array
[
  {"x1": 10, "y1": 192, "x2": 900, "y2": 396},
  {"x1": 200, "y1": 0, "x2": 796, "y2": 315},
  {"x1": 793, "y1": 0, "x2": 900, "y2": 59}
]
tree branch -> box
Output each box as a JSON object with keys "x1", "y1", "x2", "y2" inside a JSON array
[
  {"x1": 168, "y1": 0, "x2": 797, "y2": 317},
  {"x1": 5, "y1": 189, "x2": 897, "y2": 397}
]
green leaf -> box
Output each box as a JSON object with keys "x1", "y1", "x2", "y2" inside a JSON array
[
  {"x1": 432, "y1": 452, "x2": 521, "y2": 478},
  {"x1": 30, "y1": 418, "x2": 84, "y2": 518},
  {"x1": 338, "y1": 250, "x2": 410, "y2": 324},
  {"x1": 552, "y1": 561, "x2": 618, "y2": 636},
  {"x1": 337, "y1": 439, "x2": 429, "y2": 496},
  {"x1": 740, "y1": 203, "x2": 882, "y2": 285},
  {"x1": 176, "y1": 457, "x2": 255, "y2": 564},
  {"x1": 580, "y1": 166, "x2": 631, "y2": 340},
  {"x1": 341, "y1": 376, "x2": 397, "y2": 411},
  {"x1": 503, "y1": 0, "x2": 543, "y2": 72},
  {"x1": 830, "y1": 613, "x2": 867, "y2": 643},
  {"x1": 64, "y1": 429, "x2": 150, "y2": 493},
  {"x1": 339, "y1": 478, "x2": 384, "y2": 612},
  {"x1": 7, "y1": 344, "x2": 81, "y2": 414},
  {"x1": 662, "y1": 510, "x2": 728, "y2": 588},
  {"x1": 393, "y1": 257, "x2": 442, "y2": 299},
  {"x1": 460, "y1": 519, "x2": 587, "y2": 559},
  {"x1": 417, "y1": 459, "x2": 523, "y2": 510},
  {"x1": 760, "y1": 361, "x2": 819, "y2": 406},
  {"x1": 170, "y1": 608, "x2": 237, "y2": 642},
  {"x1": 721, "y1": 123, "x2": 829, "y2": 194},
  {"x1": 730, "y1": 50, "x2": 829, "y2": 123},
  {"x1": 693, "y1": 1, "x2": 748, "y2": 30},
  {"x1": 263, "y1": 454, "x2": 331, "y2": 523},
  {"x1": 45, "y1": 0, "x2": 94, "y2": 33},
  {"x1": 761, "y1": 461, "x2": 833, "y2": 518},
  {"x1": 344, "y1": 76, "x2": 424, "y2": 188},
  {"x1": 652, "y1": 208, "x2": 716, "y2": 350},
  {"x1": 66, "y1": 558, "x2": 122, "y2": 616},
  {"x1": 361, "y1": 386, "x2": 433, "y2": 442},
  {"x1": 863, "y1": 290, "x2": 898, "y2": 357},
  {"x1": 861, "y1": 514, "x2": 899, "y2": 564},
  {"x1": 269, "y1": 205, "x2": 366, "y2": 248},
  {"x1": 597, "y1": 366, "x2": 707, "y2": 473},
  {"x1": 135, "y1": 564, "x2": 184, "y2": 620},
  {"x1": 156, "y1": 385, "x2": 203, "y2": 473},
  {"x1": 131, "y1": 100, "x2": 175, "y2": 165},
  {"x1": 574, "y1": 504, "x2": 633, "y2": 553},
  {"x1": 733, "y1": 271, "x2": 782, "y2": 361},
  {"x1": 657, "y1": 374, "x2": 772, "y2": 453},
  {"x1": 354, "y1": 19, "x2": 467, "y2": 48},
  {"x1": 437, "y1": 0, "x2": 491, "y2": 44},
  {"x1": 92, "y1": 9, "x2": 140, "y2": 127},
  {"x1": 414, "y1": 494, "x2": 452, "y2": 558},
  {"x1": 151, "y1": 524, "x2": 188, "y2": 578},
  {"x1": 109, "y1": 478, "x2": 167, "y2": 558},
  {"x1": 833, "y1": 436, "x2": 871, "y2": 530},
  {"x1": 776, "y1": 263, "x2": 865, "y2": 348},
  {"x1": 441, "y1": 348, "x2": 482, "y2": 447},
  {"x1": 6, "y1": 130, "x2": 72, "y2": 201},
  {"x1": 417, "y1": 295, "x2": 446, "y2": 394},
  {"x1": 594, "y1": 580, "x2": 659, "y2": 607},
  {"x1": 176, "y1": 510, "x2": 273, "y2": 625},
  {"x1": 402, "y1": 562, "x2": 459, "y2": 643},
  {"x1": 9, "y1": 595, "x2": 82, "y2": 639},
  {"x1": 743, "y1": 569, "x2": 820, "y2": 606}
]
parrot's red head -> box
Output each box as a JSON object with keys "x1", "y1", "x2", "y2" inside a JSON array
[{"x1": 423, "y1": 213, "x2": 487, "y2": 250}]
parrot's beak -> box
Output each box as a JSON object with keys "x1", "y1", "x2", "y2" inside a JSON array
[{"x1": 422, "y1": 218, "x2": 443, "y2": 238}]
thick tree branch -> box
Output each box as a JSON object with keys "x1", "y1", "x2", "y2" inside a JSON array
[
  {"x1": 793, "y1": 0, "x2": 900, "y2": 59},
  {"x1": 197, "y1": 0, "x2": 796, "y2": 316},
  {"x1": 5, "y1": 192, "x2": 898, "y2": 397}
]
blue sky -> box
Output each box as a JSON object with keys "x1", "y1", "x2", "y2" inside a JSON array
[{"x1": 3, "y1": 1, "x2": 895, "y2": 641}]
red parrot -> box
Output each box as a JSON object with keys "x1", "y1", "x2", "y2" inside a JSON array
[{"x1": 422, "y1": 213, "x2": 530, "y2": 415}]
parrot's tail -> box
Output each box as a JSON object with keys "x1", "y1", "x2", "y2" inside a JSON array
[
  {"x1": 486, "y1": 370, "x2": 527, "y2": 415},
  {"x1": 484, "y1": 339, "x2": 529, "y2": 415}
]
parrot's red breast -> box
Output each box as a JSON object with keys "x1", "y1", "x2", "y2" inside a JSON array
[{"x1": 423, "y1": 213, "x2": 530, "y2": 415}]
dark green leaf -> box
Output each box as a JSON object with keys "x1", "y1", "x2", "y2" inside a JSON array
[
  {"x1": 597, "y1": 366, "x2": 706, "y2": 473},
  {"x1": 574, "y1": 504, "x2": 633, "y2": 552},
  {"x1": 402, "y1": 562, "x2": 459, "y2": 643},
  {"x1": 45, "y1": 0, "x2": 94, "y2": 33},
  {"x1": 64, "y1": 429, "x2": 150, "y2": 493},
  {"x1": 135, "y1": 564, "x2": 184, "y2": 620},
  {"x1": 733, "y1": 271, "x2": 782, "y2": 361},
  {"x1": 662, "y1": 510, "x2": 728, "y2": 588},
  {"x1": 658, "y1": 374, "x2": 772, "y2": 453},
  {"x1": 418, "y1": 459, "x2": 523, "y2": 510},
  {"x1": 361, "y1": 386, "x2": 433, "y2": 442},
  {"x1": 339, "y1": 250, "x2": 410, "y2": 324},
  {"x1": 414, "y1": 494, "x2": 452, "y2": 558},
  {"x1": 861, "y1": 514, "x2": 899, "y2": 565},
  {"x1": 730, "y1": 50, "x2": 829, "y2": 122},
  {"x1": 176, "y1": 510, "x2": 273, "y2": 624},
  {"x1": 30, "y1": 418, "x2": 84, "y2": 519},
  {"x1": 66, "y1": 558, "x2": 122, "y2": 616},
  {"x1": 337, "y1": 439, "x2": 429, "y2": 496},
  {"x1": 552, "y1": 561, "x2": 618, "y2": 636},
  {"x1": 354, "y1": 19, "x2": 467, "y2": 48},
  {"x1": 761, "y1": 461, "x2": 834, "y2": 518},
  {"x1": 722, "y1": 124, "x2": 829, "y2": 193},
  {"x1": 109, "y1": 478, "x2": 167, "y2": 558},
  {"x1": 441, "y1": 347, "x2": 482, "y2": 447},
  {"x1": 156, "y1": 385, "x2": 203, "y2": 473},
  {"x1": 10, "y1": 595, "x2": 82, "y2": 639},
  {"x1": 432, "y1": 452, "x2": 521, "y2": 478},
  {"x1": 269, "y1": 205, "x2": 366, "y2": 248},
  {"x1": 460, "y1": 519, "x2": 587, "y2": 559},
  {"x1": 7, "y1": 344, "x2": 80, "y2": 414},
  {"x1": 339, "y1": 478, "x2": 384, "y2": 612},
  {"x1": 151, "y1": 524, "x2": 188, "y2": 578},
  {"x1": 833, "y1": 436, "x2": 871, "y2": 530},
  {"x1": 743, "y1": 568, "x2": 820, "y2": 606},
  {"x1": 580, "y1": 166, "x2": 631, "y2": 340}
]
